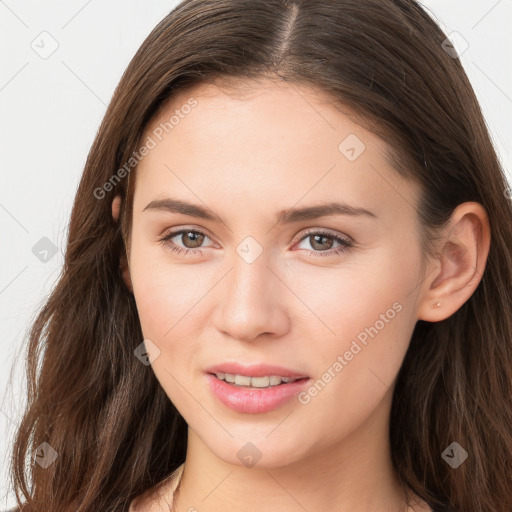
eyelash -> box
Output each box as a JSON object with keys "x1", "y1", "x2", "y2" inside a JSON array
[{"x1": 158, "y1": 228, "x2": 353, "y2": 258}]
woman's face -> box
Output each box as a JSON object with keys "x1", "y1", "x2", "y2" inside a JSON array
[{"x1": 126, "y1": 78, "x2": 429, "y2": 468}]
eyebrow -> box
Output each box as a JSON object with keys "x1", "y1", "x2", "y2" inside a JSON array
[{"x1": 142, "y1": 197, "x2": 377, "y2": 224}]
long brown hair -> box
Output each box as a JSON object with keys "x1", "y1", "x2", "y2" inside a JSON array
[{"x1": 8, "y1": 1, "x2": 512, "y2": 511}]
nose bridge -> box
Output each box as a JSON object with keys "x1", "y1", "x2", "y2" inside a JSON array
[
  {"x1": 227, "y1": 245, "x2": 275, "y2": 316},
  {"x1": 213, "y1": 239, "x2": 288, "y2": 340}
]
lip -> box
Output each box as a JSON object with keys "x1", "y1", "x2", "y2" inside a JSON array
[
  {"x1": 204, "y1": 362, "x2": 309, "y2": 379},
  {"x1": 206, "y1": 373, "x2": 310, "y2": 414}
]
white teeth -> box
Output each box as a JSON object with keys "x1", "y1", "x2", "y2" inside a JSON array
[
  {"x1": 214, "y1": 372, "x2": 302, "y2": 388},
  {"x1": 250, "y1": 376, "x2": 270, "y2": 387},
  {"x1": 234, "y1": 374, "x2": 252, "y2": 386}
]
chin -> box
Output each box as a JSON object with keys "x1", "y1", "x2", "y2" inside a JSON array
[{"x1": 206, "y1": 434, "x2": 310, "y2": 470}]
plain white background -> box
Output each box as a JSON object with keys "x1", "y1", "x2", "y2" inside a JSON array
[{"x1": 1, "y1": 1, "x2": 511, "y2": 508}]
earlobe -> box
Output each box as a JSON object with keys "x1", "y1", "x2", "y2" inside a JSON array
[
  {"x1": 417, "y1": 202, "x2": 490, "y2": 322},
  {"x1": 119, "y1": 251, "x2": 134, "y2": 294},
  {"x1": 112, "y1": 194, "x2": 122, "y2": 222},
  {"x1": 111, "y1": 194, "x2": 134, "y2": 294}
]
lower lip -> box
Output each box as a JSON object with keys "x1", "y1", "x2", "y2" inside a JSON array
[{"x1": 206, "y1": 373, "x2": 310, "y2": 414}]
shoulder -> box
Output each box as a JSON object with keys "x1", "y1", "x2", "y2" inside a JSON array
[
  {"x1": 129, "y1": 485, "x2": 171, "y2": 512},
  {"x1": 129, "y1": 463, "x2": 185, "y2": 512}
]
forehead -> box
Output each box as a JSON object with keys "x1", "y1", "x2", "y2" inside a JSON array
[
  {"x1": 146, "y1": 77, "x2": 373, "y2": 146},
  {"x1": 133, "y1": 78, "x2": 418, "y2": 224}
]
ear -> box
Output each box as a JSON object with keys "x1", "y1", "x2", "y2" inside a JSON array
[
  {"x1": 417, "y1": 202, "x2": 491, "y2": 322},
  {"x1": 111, "y1": 195, "x2": 133, "y2": 294}
]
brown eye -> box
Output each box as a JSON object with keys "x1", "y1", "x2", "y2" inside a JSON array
[
  {"x1": 295, "y1": 229, "x2": 353, "y2": 257},
  {"x1": 179, "y1": 231, "x2": 205, "y2": 249},
  {"x1": 158, "y1": 228, "x2": 213, "y2": 257},
  {"x1": 309, "y1": 234, "x2": 335, "y2": 251}
]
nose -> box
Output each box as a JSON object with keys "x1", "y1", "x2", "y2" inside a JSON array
[{"x1": 212, "y1": 249, "x2": 290, "y2": 343}]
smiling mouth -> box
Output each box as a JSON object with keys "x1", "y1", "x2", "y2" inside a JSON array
[{"x1": 211, "y1": 372, "x2": 309, "y2": 388}]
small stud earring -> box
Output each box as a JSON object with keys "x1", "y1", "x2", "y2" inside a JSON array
[{"x1": 432, "y1": 301, "x2": 441, "y2": 309}]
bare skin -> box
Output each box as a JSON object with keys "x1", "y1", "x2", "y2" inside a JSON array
[{"x1": 114, "y1": 78, "x2": 490, "y2": 512}]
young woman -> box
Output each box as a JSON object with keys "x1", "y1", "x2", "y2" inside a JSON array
[{"x1": 6, "y1": 1, "x2": 512, "y2": 511}]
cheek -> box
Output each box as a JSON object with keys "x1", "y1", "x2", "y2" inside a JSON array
[
  {"x1": 293, "y1": 242, "x2": 421, "y2": 392},
  {"x1": 130, "y1": 241, "x2": 206, "y2": 337},
  {"x1": 129, "y1": 244, "x2": 206, "y2": 408},
  {"x1": 293, "y1": 244, "x2": 418, "y2": 334}
]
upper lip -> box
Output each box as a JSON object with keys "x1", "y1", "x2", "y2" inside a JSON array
[{"x1": 205, "y1": 362, "x2": 309, "y2": 379}]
